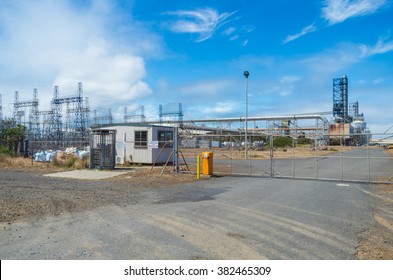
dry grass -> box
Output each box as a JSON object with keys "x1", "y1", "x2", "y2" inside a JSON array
[
  {"x1": 0, "y1": 154, "x2": 88, "y2": 170},
  {"x1": 0, "y1": 155, "x2": 39, "y2": 168},
  {"x1": 53, "y1": 152, "x2": 89, "y2": 169},
  {"x1": 180, "y1": 146, "x2": 356, "y2": 160},
  {"x1": 385, "y1": 148, "x2": 393, "y2": 157}
]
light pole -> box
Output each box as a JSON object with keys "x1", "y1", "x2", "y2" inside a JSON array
[{"x1": 244, "y1": 71, "x2": 249, "y2": 159}]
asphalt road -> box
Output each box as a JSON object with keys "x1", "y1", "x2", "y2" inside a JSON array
[{"x1": 0, "y1": 176, "x2": 375, "y2": 259}]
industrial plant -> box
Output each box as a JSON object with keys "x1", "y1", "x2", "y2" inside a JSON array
[
  {"x1": 330, "y1": 75, "x2": 370, "y2": 145},
  {"x1": 0, "y1": 75, "x2": 370, "y2": 155}
]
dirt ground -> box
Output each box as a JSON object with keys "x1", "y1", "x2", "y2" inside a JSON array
[
  {"x1": 0, "y1": 159, "x2": 196, "y2": 223},
  {"x1": 1, "y1": 157, "x2": 392, "y2": 259},
  {"x1": 355, "y1": 183, "x2": 393, "y2": 259}
]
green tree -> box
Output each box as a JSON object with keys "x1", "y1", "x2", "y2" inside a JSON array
[
  {"x1": 0, "y1": 145, "x2": 12, "y2": 156},
  {"x1": 296, "y1": 137, "x2": 314, "y2": 145},
  {"x1": 272, "y1": 136, "x2": 292, "y2": 148},
  {"x1": 0, "y1": 119, "x2": 26, "y2": 155}
]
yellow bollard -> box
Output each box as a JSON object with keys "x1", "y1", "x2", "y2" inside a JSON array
[
  {"x1": 196, "y1": 156, "x2": 201, "y2": 180},
  {"x1": 201, "y1": 152, "x2": 213, "y2": 175}
]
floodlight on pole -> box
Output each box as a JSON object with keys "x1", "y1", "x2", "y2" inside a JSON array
[{"x1": 244, "y1": 71, "x2": 249, "y2": 159}]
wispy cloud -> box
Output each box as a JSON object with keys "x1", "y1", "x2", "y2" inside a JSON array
[
  {"x1": 229, "y1": 35, "x2": 239, "y2": 41},
  {"x1": 373, "y1": 78, "x2": 385, "y2": 84},
  {"x1": 298, "y1": 36, "x2": 393, "y2": 79},
  {"x1": 222, "y1": 25, "x2": 254, "y2": 46},
  {"x1": 201, "y1": 101, "x2": 238, "y2": 114},
  {"x1": 222, "y1": 27, "x2": 236, "y2": 36},
  {"x1": 322, "y1": 0, "x2": 387, "y2": 25},
  {"x1": 301, "y1": 43, "x2": 364, "y2": 76},
  {"x1": 242, "y1": 25, "x2": 255, "y2": 33},
  {"x1": 266, "y1": 75, "x2": 301, "y2": 96},
  {"x1": 282, "y1": 23, "x2": 317, "y2": 45},
  {"x1": 360, "y1": 36, "x2": 393, "y2": 57},
  {"x1": 279, "y1": 76, "x2": 301, "y2": 84},
  {"x1": 164, "y1": 8, "x2": 236, "y2": 42},
  {"x1": 283, "y1": 0, "x2": 388, "y2": 44}
]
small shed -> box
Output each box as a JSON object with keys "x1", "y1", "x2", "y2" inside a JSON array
[{"x1": 91, "y1": 123, "x2": 174, "y2": 164}]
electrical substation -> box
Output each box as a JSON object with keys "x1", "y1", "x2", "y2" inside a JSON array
[
  {"x1": 0, "y1": 75, "x2": 372, "y2": 157},
  {"x1": 2, "y1": 75, "x2": 393, "y2": 183}
]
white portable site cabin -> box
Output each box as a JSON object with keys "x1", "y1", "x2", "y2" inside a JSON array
[{"x1": 92, "y1": 123, "x2": 174, "y2": 164}]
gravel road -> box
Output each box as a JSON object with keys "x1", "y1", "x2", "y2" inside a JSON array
[
  {"x1": 0, "y1": 168, "x2": 392, "y2": 259},
  {"x1": 0, "y1": 168, "x2": 196, "y2": 223}
]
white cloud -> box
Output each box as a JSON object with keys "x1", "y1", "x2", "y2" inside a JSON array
[
  {"x1": 300, "y1": 42, "x2": 369, "y2": 77},
  {"x1": 242, "y1": 25, "x2": 255, "y2": 33},
  {"x1": 223, "y1": 27, "x2": 236, "y2": 36},
  {"x1": 222, "y1": 25, "x2": 254, "y2": 45},
  {"x1": 322, "y1": 0, "x2": 387, "y2": 25},
  {"x1": 201, "y1": 101, "x2": 238, "y2": 114},
  {"x1": 279, "y1": 76, "x2": 301, "y2": 84},
  {"x1": 373, "y1": 78, "x2": 384, "y2": 84},
  {"x1": 266, "y1": 76, "x2": 301, "y2": 97},
  {"x1": 164, "y1": 8, "x2": 236, "y2": 42},
  {"x1": 282, "y1": 23, "x2": 317, "y2": 44},
  {"x1": 0, "y1": 0, "x2": 155, "y2": 112},
  {"x1": 360, "y1": 37, "x2": 393, "y2": 57},
  {"x1": 282, "y1": 0, "x2": 388, "y2": 43},
  {"x1": 318, "y1": 34, "x2": 393, "y2": 82},
  {"x1": 54, "y1": 39, "x2": 151, "y2": 101}
]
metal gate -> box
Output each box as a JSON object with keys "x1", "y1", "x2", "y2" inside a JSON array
[
  {"x1": 89, "y1": 129, "x2": 116, "y2": 170},
  {"x1": 180, "y1": 133, "x2": 393, "y2": 184}
]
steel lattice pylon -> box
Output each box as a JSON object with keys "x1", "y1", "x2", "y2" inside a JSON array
[
  {"x1": 159, "y1": 103, "x2": 183, "y2": 125},
  {"x1": 7, "y1": 83, "x2": 90, "y2": 150},
  {"x1": 12, "y1": 89, "x2": 40, "y2": 140}
]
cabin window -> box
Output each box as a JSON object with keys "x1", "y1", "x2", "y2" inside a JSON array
[
  {"x1": 158, "y1": 130, "x2": 173, "y2": 148},
  {"x1": 134, "y1": 130, "x2": 148, "y2": 148}
]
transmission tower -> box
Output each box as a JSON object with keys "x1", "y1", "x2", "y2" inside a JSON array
[
  {"x1": 124, "y1": 105, "x2": 145, "y2": 123},
  {"x1": 65, "y1": 102, "x2": 72, "y2": 135},
  {"x1": 51, "y1": 86, "x2": 63, "y2": 143},
  {"x1": 159, "y1": 103, "x2": 183, "y2": 124},
  {"x1": 84, "y1": 97, "x2": 90, "y2": 129},
  {"x1": 5, "y1": 82, "x2": 90, "y2": 149},
  {"x1": 93, "y1": 108, "x2": 112, "y2": 125},
  {"x1": 74, "y1": 82, "x2": 85, "y2": 134},
  {"x1": 13, "y1": 89, "x2": 40, "y2": 140},
  {"x1": 13, "y1": 91, "x2": 21, "y2": 123},
  {"x1": 49, "y1": 82, "x2": 90, "y2": 147},
  {"x1": 38, "y1": 110, "x2": 53, "y2": 143},
  {"x1": 30, "y1": 89, "x2": 40, "y2": 139}
]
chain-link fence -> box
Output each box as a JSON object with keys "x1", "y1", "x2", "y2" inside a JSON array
[{"x1": 179, "y1": 133, "x2": 393, "y2": 183}]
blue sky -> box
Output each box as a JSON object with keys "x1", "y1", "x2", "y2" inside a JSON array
[{"x1": 0, "y1": 0, "x2": 392, "y2": 133}]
